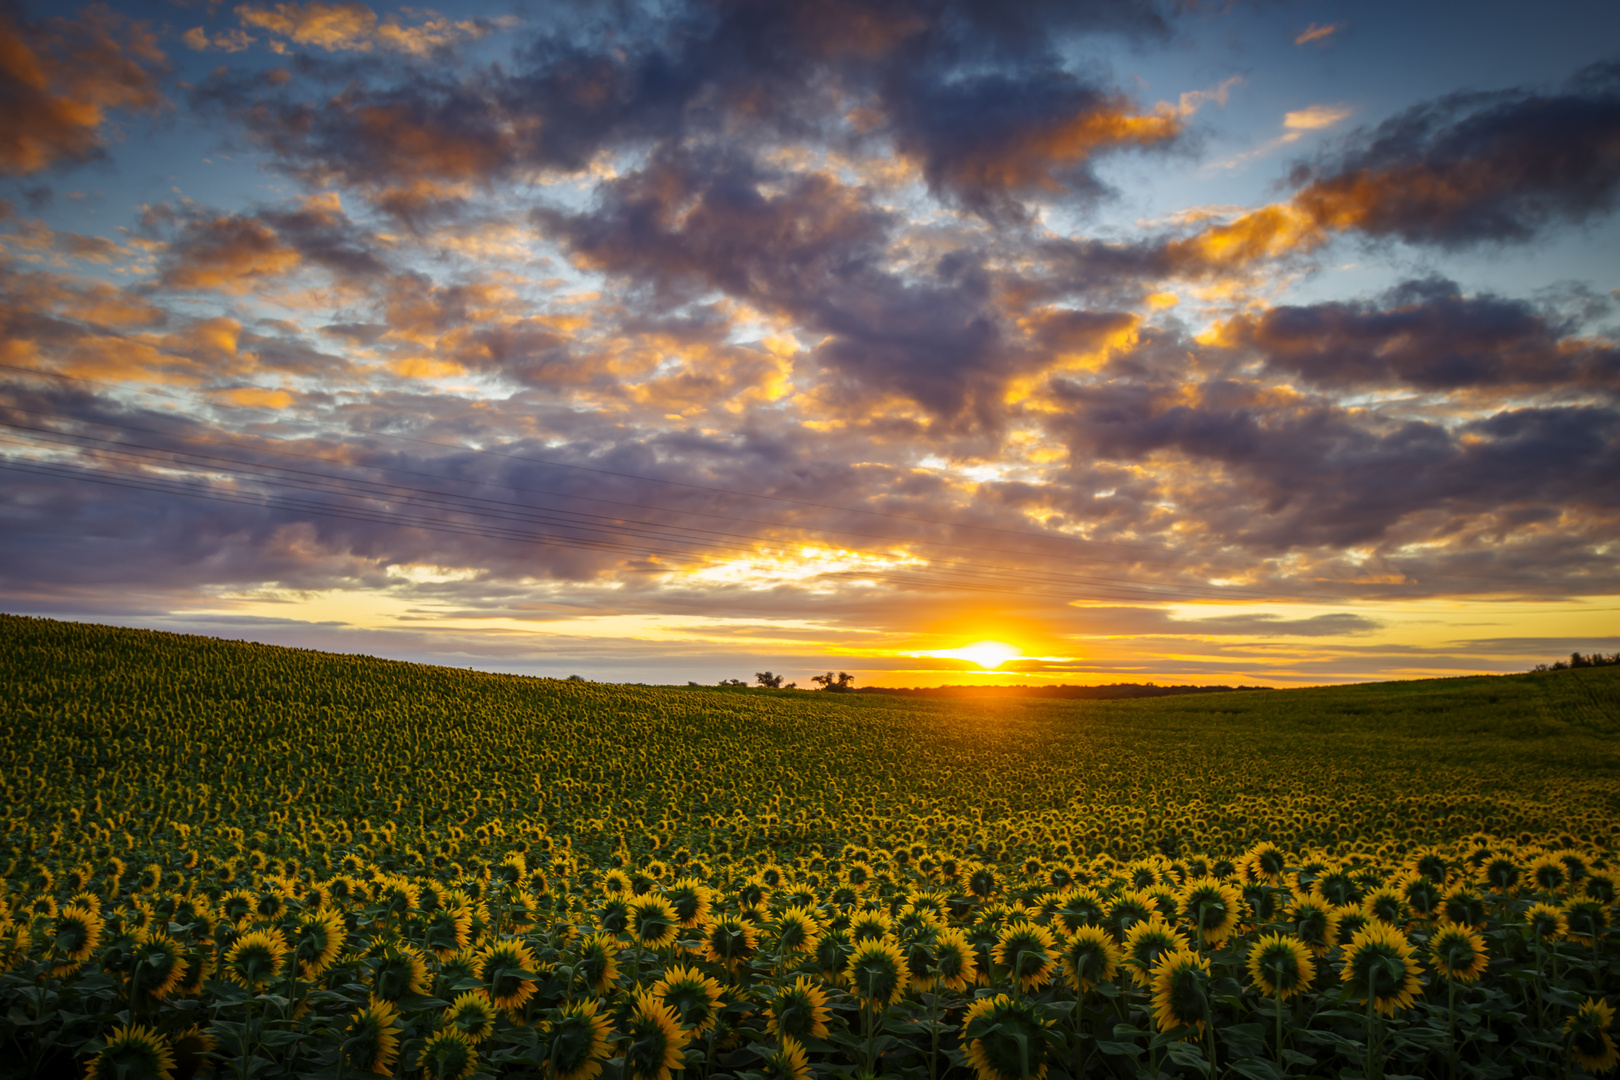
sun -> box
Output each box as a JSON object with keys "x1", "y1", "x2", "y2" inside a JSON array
[{"x1": 948, "y1": 641, "x2": 1023, "y2": 670}]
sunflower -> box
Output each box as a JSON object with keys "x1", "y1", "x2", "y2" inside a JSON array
[
  {"x1": 1246, "y1": 933, "x2": 1313, "y2": 1000},
  {"x1": 1122, "y1": 918, "x2": 1189, "y2": 989},
  {"x1": 224, "y1": 928, "x2": 289, "y2": 991},
  {"x1": 1362, "y1": 886, "x2": 1411, "y2": 927},
  {"x1": 219, "y1": 889, "x2": 257, "y2": 928},
  {"x1": 924, "y1": 926, "x2": 976, "y2": 991},
  {"x1": 992, "y1": 921, "x2": 1057, "y2": 992},
  {"x1": 1340, "y1": 922, "x2": 1423, "y2": 1017},
  {"x1": 774, "y1": 905, "x2": 821, "y2": 955},
  {"x1": 651, "y1": 877, "x2": 707, "y2": 928},
  {"x1": 283, "y1": 909, "x2": 341, "y2": 981},
  {"x1": 767, "y1": 975, "x2": 831, "y2": 1042},
  {"x1": 623, "y1": 895, "x2": 677, "y2": 950},
  {"x1": 574, "y1": 932, "x2": 620, "y2": 994},
  {"x1": 1313, "y1": 868, "x2": 1363, "y2": 907},
  {"x1": 599, "y1": 896, "x2": 632, "y2": 936},
  {"x1": 1528, "y1": 854, "x2": 1570, "y2": 895},
  {"x1": 170, "y1": 1026, "x2": 215, "y2": 1080},
  {"x1": 849, "y1": 938, "x2": 909, "y2": 1011},
  {"x1": 371, "y1": 942, "x2": 430, "y2": 1003},
  {"x1": 1568, "y1": 998, "x2": 1619, "y2": 1075},
  {"x1": 1586, "y1": 873, "x2": 1618, "y2": 905},
  {"x1": 1428, "y1": 922, "x2": 1488, "y2": 983},
  {"x1": 343, "y1": 996, "x2": 401, "y2": 1076},
  {"x1": 1051, "y1": 887, "x2": 1106, "y2": 934},
  {"x1": 1566, "y1": 900, "x2": 1611, "y2": 946},
  {"x1": 418, "y1": 1029, "x2": 478, "y2": 1080},
  {"x1": 1105, "y1": 891, "x2": 1155, "y2": 939},
  {"x1": 962, "y1": 995, "x2": 1052, "y2": 1080},
  {"x1": 653, "y1": 964, "x2": 725, "y2": 1034},
  {"x1": 759, "y1": 1037, "x2": 812, "y2": 1080},
  {"x1": 1179, "y1": 878, "x2": 1242, "y2": 947},
  {"x1": 1060, "y1": 926, "x2": 1119, "y2": 992},
  {"x1": 703, "y1": 914, "x2": 759, "y2": 971},
  {"x1": 0, "y1": 920, "x2": 30, "y2": 972},
  {"x1": 1151, "y1": 949, "x2": 1212, "y2": 1038},
  {"x1": 550, "y1": 998, "x2": 614, "y2": 1080},
  {"x1": 83, "y1": 1024, "x2": 176, "y2": 1080},
  {"x1": 1242, "y1": 842, "x2": 1289, "y2": 886},
  {"x1": 1440, "y1": 885, "x2": 1487, "y2": 929},
  {"x1": 1396, "y1": 872, "x2": 1443, "y2": 921},
  {"x1": 444, "y1": 991, "x2": 499, "y2": 1044},
  {"x1": 1525, "y1": 902, "x2": 1569, "y2": 943},
  {"x1": 476, "y1": 940, "x2": 539, "y2": 1012},
  {"x1": 848, "y1": 909, "x2": 892, "y2": 942},
  {"x1": 1484, "y1": 858, "x2": 1522, "y2": 894},
  {"x1": 420, "y1": 905, "x2": 474, "y2": 960},
  {"x1": 602, "y1": 869, "x2": 632, "y2": 896},
  {"x1": 1289, "y1": 894, "x2": 1335, "y2": 956},
  {"x1": 129, "y1": 930, "x2": 189, "y2": 1001},
  {"x1": 623, "y1": 991, "x2": 692, "y2": 1080},
  {"x1": 51, "y1": 904, "x2": 104, "y2": 972},
  {"x1": 1331, "y1": 904, "x2": 1370, "y2": 948}
]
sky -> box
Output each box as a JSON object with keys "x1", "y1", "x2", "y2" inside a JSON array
[{"x1": 1, "y1": 0, "x2": 1618, "y2": 688}]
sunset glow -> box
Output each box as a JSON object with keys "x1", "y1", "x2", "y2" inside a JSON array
[{"x1": 0, "y1": 0, "x2": 1616, "y2": 686}]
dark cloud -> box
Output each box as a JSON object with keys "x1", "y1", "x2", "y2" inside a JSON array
[
  {"x1": 196, "y1": 0, "x2": 1186, "y2": 221},
  {"x1": 1219, "y1": 278, "x2": 1620, "y2": 392},
  {"x1": 1290, "y1": 59, "x2": 1620, "y2": 247}
]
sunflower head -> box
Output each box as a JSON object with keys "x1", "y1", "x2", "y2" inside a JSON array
[
  {"x1": 768, "y1": 975, "x2": 831, "y2": 1042},
  {"x1": 574, "y1": 932, "x2": 620, "y2": 995},
  {"x1": 52, "y1": 904, "x2": 105, "y2": 969},
  {"x1": 653, "y1": 964, "x2": 725, "y2": 1034},
  {"x1": 759, "y1": 1037, "x2": 811, "y2": 1080},
  {"x1": 129, "y1": 930, "x2": 189, "y2": 1001},
  {"x1": 1061, "y1": 926, "x2": 1120, "y2": 993},
  {"x1": 224, "y1": 928, "x2": 289, "y2": 991},
  {"x1": 476, "y1": 940, "x2": 538, "y2": 1012},
  {"x1": 343, "y1": 996, "x2": 401, "y2": 1076},
  {"x1": 419, "y1": 1030, "x2": 478, "y2": 1080},
  {"x1": 1429, "y1": 922, "x2": 1489, "y2": 983},
  {"x1": 1340, "y1": 922, "x2": 1424, "y2": 1016},
  {"x1": 1246, "y1": 932, "x2": 1314, "y2": 1000},
  {"x1": 703, "y1": 914, "x2": 759, "y2": 971},
  {"x1": 548, "y1": 998, "x2": 614, "y2": 1080},
  {"x1": 1565, "y1": 900, "x2": 1611, "y2": 946},
  {"x1": 1122, "y1": 918, "x2": 1189, "y2": 989},
  {"x1": 664, "y1": 877, "x2": 712, "y2": 928},
  {"x1": 813, "y1": 927, "x2": 853, "y2": 984},
  {"x1": 1289, "y1": 894, "x2": 1335, "y2": 956},
  {"x1": 628, "y1": 896, "x2": 679, "y2": 949},
  {"x1": 992, "y1": 921, "x2": 1057, "y2": 993},
  {"x1": 1151, "y1": 949, "x2": 1213, "y2": 1038},
  {"x1": 1528, "y1": 854, "x2": 1570, "y2": 895},
  {"x1": 848, "y1": 909, "x2": 892, "y2": 942},
  {"x1": 1362, "y1": 886, "x2": 1411, "y2": 928},
  {"x1": 774, "y1": 905, "x2": 821, "y2": 955},
  {"x1": 848, "y1": 938, "x2": 909, "y2": 1011},
  {"x1": 962, "y1": 994, "x2": 1052, "y2": 1080},
  {"x1": 623, "y1": 991, "x2": 693, "y2": 1080},
  {"x1": 83, "y1": 1024, "x2": 176, "y2": 1080},
  {"x1": 1525, "y1": 902, "x2": 1569, "y2": 943},
  {"x1": 1052, "y1": 888, "x2": 1105, "y2": 934},
  {"x1": 1179, "y1": 878, "x2": 1242, "y2": 945},
  {"x1": 1441, "y1": 886, "x2": 1487, "y2": 929},
  {"x1": 1567, "y1": 997, "x2": 1619, "y2": 1075},
  {"x1": 444, "y1": 990, "x2": 499, "y2": 1044},
  {"x1": 371, "y1": 942, "x2": 429, "y2": 1003}
]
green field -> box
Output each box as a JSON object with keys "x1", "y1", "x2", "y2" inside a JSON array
[{"x1": 2, "y1": 613, "x2": 1617, "y2": 1080}]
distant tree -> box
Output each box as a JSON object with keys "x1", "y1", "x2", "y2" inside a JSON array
[
  {"x1": 784, "y1": 681, "x2": 797, "y2": 689},
  {"x1": 718, "y1": 677, "x2": 748, "y2": 687},
  {"x1": 566, "y1": 674, "x2": 586, "y2": 681},
  {"x1": 755, "y1": 671, "x2": 783, "y2": 688},
  {"x1": 810, "y1": 671, "x2": 855, "y2": 692}
]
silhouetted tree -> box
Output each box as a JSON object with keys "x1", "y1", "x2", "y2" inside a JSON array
[
  {"x1": 810, "y1": 671, "x2": 855, "y2": 692},
  {"x1": 755, "y1": 671, "x2": 783, "y2": 688}
]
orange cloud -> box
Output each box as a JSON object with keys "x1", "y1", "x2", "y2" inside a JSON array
[
  {"x1": 1294, "y1": 22, "x2": 1340, "y2": 46},
  {"x1": 158, "y1": 216, "x2": 301, "y2": 295},
  {"x1": 0, "y1": 6, "x2": 165, "y2": 176},
  {"x1": 234, "y1": 1, "x2": 495, "y2": 56}
]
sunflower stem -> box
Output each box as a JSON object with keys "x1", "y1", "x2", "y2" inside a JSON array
[
  {"x1": 1272, "y1": 962, "x2": 1284, "y2": 1070},
  {"x1": 1447, "y1": 973, "x2": 1458, "y2": 1080},
  {"x1": 1364, "y1": 965, "x2": 1379, "y2": 1080}
]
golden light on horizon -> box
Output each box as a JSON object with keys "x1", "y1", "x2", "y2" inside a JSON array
[{"x1": 936, "y1": 641, "x2": 1024, "y2": 669}]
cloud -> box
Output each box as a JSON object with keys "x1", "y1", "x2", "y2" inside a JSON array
[
  {"x1": 1293, "y1": 22, "x2": 1340, "y2": 46},
  {"x1": 0, "y1": 5, "x2": 166, "y2": 176},
  {"x1": 1210, "y1": 278, "x2": 1620, "y2": 393},
  {"x1": 233, "y1": 2, "x2": 496, "y2": 56},
  {"x1": 1289, "y1": 60, "x2": 1620, "y2": 247},
  {"x1": 1284, "y1": 104, "x2": 1352, "y2": 132}
]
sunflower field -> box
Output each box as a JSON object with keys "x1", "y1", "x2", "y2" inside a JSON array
[{"x1": 2, "y1": 614, "x2": 1619, "y2": 1080}]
